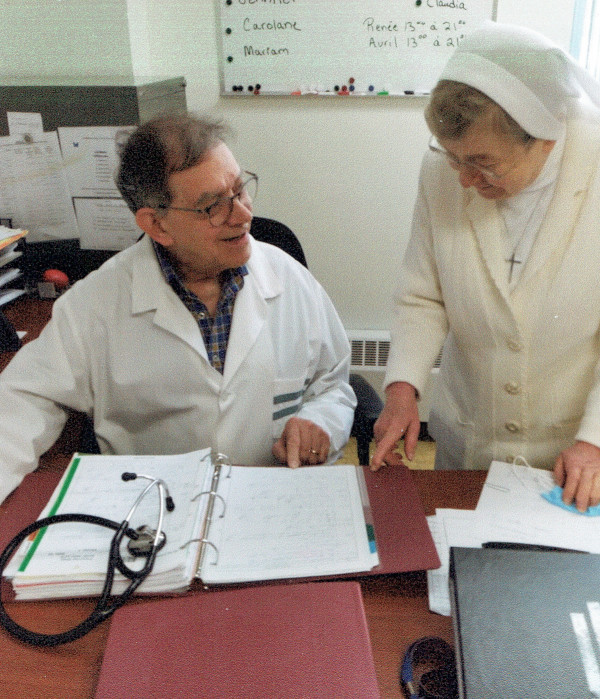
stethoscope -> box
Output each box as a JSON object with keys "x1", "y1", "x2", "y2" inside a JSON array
[{"x1": 0, "y1": 472, "x2": 174, "y2": 647}]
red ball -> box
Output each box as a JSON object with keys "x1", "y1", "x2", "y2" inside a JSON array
[{"x1": 43, "y1": 269, "x2": 69, "y2": 288}]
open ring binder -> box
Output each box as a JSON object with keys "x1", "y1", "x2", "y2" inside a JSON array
[
  {"x1": 2, "y1": 445, "x2": 442, "y2": 599},
  {"x1": 185, "y1": 451, "x2": 381, "y2": 586}
]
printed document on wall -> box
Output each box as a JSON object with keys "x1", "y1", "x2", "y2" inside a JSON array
[
  {"x1": 58, "y1": 126, "x2": 135, "y2": 198},
  {"x1": 73, "y1": 198, "x2": 140, "y2": 251},
  {"x1": 6, "y1": 112, "x2": 44, "y2": 139},
  {"x1": 0, "y1": 132, "x2": 79, "y2": 242}
]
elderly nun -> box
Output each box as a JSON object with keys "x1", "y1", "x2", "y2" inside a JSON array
[{"x1": 373, "y1": 21, "x2": 600, "y2": 513}]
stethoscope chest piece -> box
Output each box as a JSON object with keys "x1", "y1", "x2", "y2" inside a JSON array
[
  {"x1": 127, "y1": 524, "x2": 166, "y2": 557},
  {"x1": 0, "y1": 472, "x2": 174, "y2": 647}
]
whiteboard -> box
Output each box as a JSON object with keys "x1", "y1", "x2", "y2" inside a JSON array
[{"x1": 217, "y1": 0, "x2": 497, "y2": 97}]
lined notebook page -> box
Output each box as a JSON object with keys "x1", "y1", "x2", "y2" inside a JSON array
[{"x1": 199, "y1": 464, "x2": 378, "y2": 584}]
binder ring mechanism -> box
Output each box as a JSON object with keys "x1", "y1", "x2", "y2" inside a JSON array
[{"x1": 179, "y1": 451, "x2": 232, "y2": 566}]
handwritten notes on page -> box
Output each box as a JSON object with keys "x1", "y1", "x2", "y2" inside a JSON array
[
  {"x1": 200, "y1": 464, "x2": 378, "y2": 584},
  {"x1": 4, "y1": 453, "x2": 377, "y2": 599}
]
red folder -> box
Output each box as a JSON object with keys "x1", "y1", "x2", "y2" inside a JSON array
[
  {"x1": 363, "y1": 465, "x2": 440, "y2": 573},
  {"x1": 0, "y1": 467, "x2": 63, "y2": 551},
  {"x1": 94, "y1": 581, "x2": 380, "y2": 699}
]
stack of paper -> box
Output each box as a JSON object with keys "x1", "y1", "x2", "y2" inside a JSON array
[
  {"x1": 427, "y1": 461, "x2": 600, "y2": 616},
  {"x1": 5, "y1": 450, "x2": 214, "y2": 599},
  {"x1": 0, "y1": 226, "x2": 27, "y2": 307}
]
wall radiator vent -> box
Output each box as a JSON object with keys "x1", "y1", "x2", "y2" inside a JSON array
[{"x1": 346, "y1": 330, "x2": 391, "y2": 371}]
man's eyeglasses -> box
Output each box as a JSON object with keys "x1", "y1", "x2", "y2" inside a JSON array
[
  {"x1": 159, "y1": 171, "x2": 258, "y2": 226},
  {"x1": 428, "y1": 136, "x2": 530, "y2": 181}
]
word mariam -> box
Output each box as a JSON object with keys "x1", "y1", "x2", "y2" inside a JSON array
[{"x1": 244, "y1": 45, "x2": 290, "y2": 56}]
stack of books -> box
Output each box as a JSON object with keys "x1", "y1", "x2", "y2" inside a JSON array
[{"x1": 0, "y1": 226, "x2": 27, "y2": 308}]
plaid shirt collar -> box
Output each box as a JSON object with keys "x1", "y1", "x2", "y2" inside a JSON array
[{"x1": 152, "y1": 240, "x2": 248, "y2": 374}]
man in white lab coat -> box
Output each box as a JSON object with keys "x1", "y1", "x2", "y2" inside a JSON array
[{"x1": 0, "y1": 114, "x2": 355, "y2": 505}]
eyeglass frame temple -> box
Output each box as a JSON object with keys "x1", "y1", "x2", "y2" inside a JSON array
[
  {"x1": 155, "y1": 171, "x2": 259, "y2": 224},
  {"x1": 428, "y1": 136, "x2": 502, "y2": 179}
]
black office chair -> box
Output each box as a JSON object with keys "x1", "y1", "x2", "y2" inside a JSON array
[
  {"x1": 348, "y1": 374, "x2": 384, "y2": 466},
  {"x1": 251, "y1": 216, "x2": 383, "y2": 465},
  {"x1": 0, "y1": 309, "x2": 21, "y2": 353},
  {"x1": 249, "y1": 216, "x2": 307, "y2": 267}
]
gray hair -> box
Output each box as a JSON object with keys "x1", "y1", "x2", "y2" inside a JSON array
[
  {"x1": 425, "y1": 80, "x2": 533, "y2": 144},
  {"x1": 116, "y1": 113, "x2": 229, "y2": 212}
]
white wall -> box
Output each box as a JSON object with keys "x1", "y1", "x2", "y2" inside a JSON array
[
  {"x1": 134, "y1": 0, "x2": 577, "y2": 332},
  {"x1": 0, "y1": 0, "x2": 578, "y2": 333},
  {"x1": 0, "y1": 1, "x2": 132, "y2": 78}
]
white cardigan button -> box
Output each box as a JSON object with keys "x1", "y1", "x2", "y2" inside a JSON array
[{"x1": 507, "y1": 338, "x2": 523, "y2": 352}]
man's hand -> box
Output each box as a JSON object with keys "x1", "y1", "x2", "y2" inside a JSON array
[
  {"x1": 553, "y1": 440, "x2": 600, "y2": 512},
  {"x1": 371, "y1": 381, "x2": 420, "y2": 471},
  {"x1": 272, "y1": 417, "x2": 331, "y2": 468}
]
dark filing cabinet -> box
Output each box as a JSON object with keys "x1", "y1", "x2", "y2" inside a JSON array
[
  {"x1": 0, "y1": 76, "x2": 187, "y2": 282},
  {"x1": 0, "y1": 76, "x2": 187, "y2": 135}
]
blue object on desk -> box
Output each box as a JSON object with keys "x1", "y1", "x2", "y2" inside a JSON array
[{"x1": 542, "y1": 485, "x2": 600, "y2": 516}]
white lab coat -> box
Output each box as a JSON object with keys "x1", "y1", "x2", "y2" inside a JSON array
[
  {"x1": 0, "y1": 235, "x2": 355, "y2": 504},
  {"x1": 384, "y1": 102, "x2": 600, "y2": 470}
]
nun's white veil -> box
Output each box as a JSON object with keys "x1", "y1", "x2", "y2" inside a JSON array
[{"x1": 438, "y1": 21, "x2": 600, "y2": 139}]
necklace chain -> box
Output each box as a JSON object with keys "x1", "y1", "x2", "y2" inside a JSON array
[{"x1": 504, "y1": 203, "x2": 539, "y2": 283}]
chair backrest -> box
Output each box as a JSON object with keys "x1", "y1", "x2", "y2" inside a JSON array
[
  {"x1": 250, "y1": 216, "x2": 382, "y2": 465},
  {"x1": 0, "y1": 309, "x2": 21, "y2": 352},
  {"x1": 250, "y1": 216, "x2": 307, "y2": 268}
]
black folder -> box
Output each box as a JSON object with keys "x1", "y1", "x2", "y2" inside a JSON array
[{"x1": 449, "y1": 546, "x2": 600, "y2": 698}]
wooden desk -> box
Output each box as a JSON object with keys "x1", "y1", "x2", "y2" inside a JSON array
[
  {"x1": 1, "y1": 296, "x2": 53, "y2": 370},
  {"x1": 0, "y1": 460, "x2": 486, "y2": 699},
  {"x1": 0, "y1": 297, "x2": 488, "y2": 697}
]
